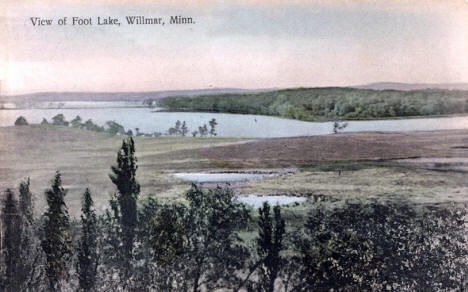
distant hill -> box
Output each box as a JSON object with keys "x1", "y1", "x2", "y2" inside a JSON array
[
  {"x1": 1, "y1": 88, "x2": 271, "y2": 103},
  {"x1": 354, "y1": 82, "x2": 468, "y2": 91}
]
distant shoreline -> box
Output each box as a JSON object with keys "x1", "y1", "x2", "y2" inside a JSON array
[{"x1": 151, "y1": 108, "x2": 468, "y2": 122}]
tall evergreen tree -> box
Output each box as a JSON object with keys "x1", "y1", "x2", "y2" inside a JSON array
[
  {"x1": 1, "y1": 189, "x2": 22, "y2": 292},
  {"x1": 19, "y1": 178, "x2": 34, "y2": 224},
  {"x1": 256, "y1": 202, "x2": 286, "y2": 292},
  {"x1": 77, "y1": 188, "x2": 98, "y2": 291},
  {"x1": 41, "y1": 171, "x2": 72, "y2": 292},
  {"x1": 109, "y1": 137, "x2": 140, "y2": 267},
  {"x1": 17, "y1": 178, "x2": 40, "y2": 290}
]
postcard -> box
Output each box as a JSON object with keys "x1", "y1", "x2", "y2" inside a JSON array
[{"x1": 1, "y1": 0, "x2": 467, "y2": 291}]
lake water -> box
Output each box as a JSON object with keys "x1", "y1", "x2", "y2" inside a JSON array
[
  {"x1": 2, "y1": 104, "x2": 468, "y2": 137},
  {"x1": 236, "y1": 195, "x2": 308, "y2": 208}
]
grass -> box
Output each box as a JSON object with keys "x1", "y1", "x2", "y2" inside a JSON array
[
  {"x1": 1, "y1": 125, "x2": 468, "y2": 217},
  {"x1": 237, "y1": 164, "x2": 468, "y2": 205},
  {"x1": 0, "y1": 125, "x2": 248, "y2": 216},
  {"x1": 300, "y1": 160, "x2": 407, "y2": 172}
]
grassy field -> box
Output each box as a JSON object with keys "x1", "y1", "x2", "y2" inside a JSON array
[
  {"x1": 0, "y1": 125, "x2": 248, "y2": 215},
  {"x1": 1, "y1": 125, "x2": 467, "y2": 217}
]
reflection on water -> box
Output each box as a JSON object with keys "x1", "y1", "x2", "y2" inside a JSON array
[{"x1": 2, "y1": 103, "x2": 468, "y2": 137}]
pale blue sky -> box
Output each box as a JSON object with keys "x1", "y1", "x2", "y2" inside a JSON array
[{"x1": 1, "y1": 0, "x2": 467, "y2": 95}]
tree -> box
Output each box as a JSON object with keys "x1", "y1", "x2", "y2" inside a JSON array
[
  {"x1": 41, "y1": 171, "x2": 72, "y2": 292},
  {"x1": 183, "y1": 185, "x2": 250, "y2": 291},
  {"x1": 17, "y1": 178, "x2": 43, "y2": 291},
  {"x1": 19, "y1": 178, "x2": 34, "y2": 224},
  {"x1": 98, "y1": 196, "x2": 124, "y2": 290},
  {"x1": 296, "y1": 202, "x2": 385, "y2": 291},
  {"x1": 175, "y1": 120, "x2": 182, "y2": 135},
  {"x1": 332, "y1": 121, "x2": 348, "y2": 134},
  {"x1": 71, "y1": 115, "x2": 83, "y2": 128},
  {"x1": 294, "y1": 200, "x2": 468, "y2": 291},
  {"x1": 191, "y1": 131, "x2": 198, "y2": 137},
  {"x1": 82, "y1": 119, "x2": 104, "y2": 132},
  {"x1": 181, "y1": 121, "x2": 189, "y2": 137},
  {"x1": 209, "y1": 118, "x2": 218, "y2": 136},
  {"x1": 198, "y1": 124, "x2": 208, "y2": 137},
  {"x1": 41, "y1": 118, "x2": 49, "y2": 125},
  {"x1": 151, "y1": 203, "x2": 188, "y2": 266},
  {"x1": 14, "y1": 116, "x2": 28, "y2": 126},
  {"x1": 108, "y1": 137, "x2": 140, "y2": 270},
  {"x1": 255, "y1": 202, "x2": 285, "y2": 292},
  {"x1": 77, "y1": 188, "x2": 98, "y2": 291},
  {"x1": 1, "y1": 189, "x2": 22, "y2": 292},
  {"x1": 106, "y1": 121, "x2": 125, "y2": 136},
  {"x1": 52, "y1": 114, "x2": 69, "y2": 126}
]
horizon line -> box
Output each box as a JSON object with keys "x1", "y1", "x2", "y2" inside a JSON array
[{"x1": 3, "y1": 82, "x2": 468, "y2": 97}]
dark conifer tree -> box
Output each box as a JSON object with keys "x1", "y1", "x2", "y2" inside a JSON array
[
  {"x1": 77, "y1": 188, "x2": 98, "y2": 291},
  {"x1": 109, "y1": 137, "x2": 140, "y2": 268},
  {"x1": 1, "y1": 189, "x2": 22, "y2": 292},
  {"x1": 17, "y1": 178, "x2": 39, "y2": 289},
  {"x1": 19, "y1": 178, "x2": 33, "y2": 224},
  {"x1": 256, "y1": 202, "x2": 286, "y2": 292},
  {"x1": 41, "y1": 171, "x2": 72, "y2": 292}
]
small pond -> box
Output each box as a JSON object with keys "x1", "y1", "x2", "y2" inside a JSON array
[
  {"x1": 236, "y1": 195, "x2": 308, "y2": 208},
  {"x1": 173, "y1": 172, "x2": 266, "y2": 183}
]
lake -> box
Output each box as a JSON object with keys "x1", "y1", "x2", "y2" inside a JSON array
[{"x1": 2, "y1": 104, "x2": 468, "y2": 137}]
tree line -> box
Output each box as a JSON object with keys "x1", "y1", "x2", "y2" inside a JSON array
[
  {"x1": 15, "y1": 115, "x2": 219, "y2": 138},
  {"x1": 1, "y1": 137, "x2": 467, "y2": 291},
  {"x1": 155, "y1": 87, "x2": 468, "y2": 121}
]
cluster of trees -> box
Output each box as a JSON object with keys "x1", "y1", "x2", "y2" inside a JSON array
[
  {"x1": 17, "y1": 114, "x2": 220, "y2": 138},
  {"x1": 156, "y1": 87, "x2": 468, "y2": 121},
  {"x1": 1, "y1": 138, "x2": 468, "y2": 291},
  {"x1": 38, "y1": 114, "x2": 128, "y2": 136},
  {"x1": 167, "y1": 119, "x2": 218, "y2": 137}
]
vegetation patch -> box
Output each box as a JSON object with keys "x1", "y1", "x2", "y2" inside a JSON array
[{"x1": 155, "y1": 87, "x2": 468, "y2": 121}]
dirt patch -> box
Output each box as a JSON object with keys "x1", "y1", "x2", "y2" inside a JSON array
[{"x1": 199, "y1": 130, "x2": 468, "y2": 167}]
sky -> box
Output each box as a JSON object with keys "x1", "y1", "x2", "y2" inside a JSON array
[{"x1": 0, "y1": 0, "x2": 467, "y2": 95}]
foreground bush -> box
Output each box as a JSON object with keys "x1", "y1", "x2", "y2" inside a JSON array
[{"x1": 289, "y1": 200, "x2": 468, "y2": 291}]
